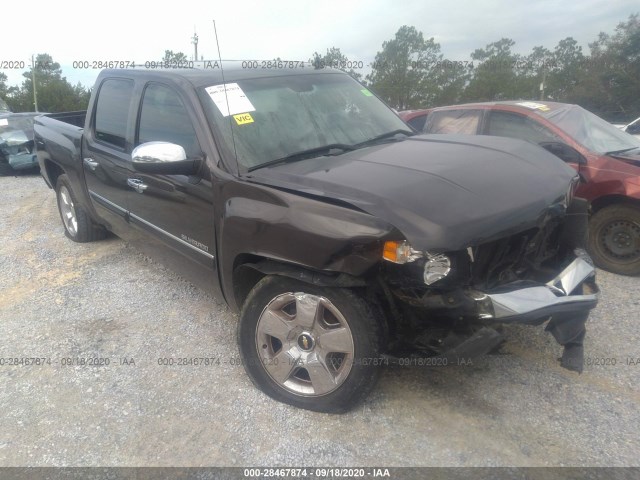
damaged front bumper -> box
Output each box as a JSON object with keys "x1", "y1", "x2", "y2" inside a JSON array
[
  {"x1": 469, "y1": 254, "x2": 598, "y2": 372},
  {"x1": 404, "y1": 253, "x2": 599, "y2": 372},
  {"x1": 478, "y1": 255, "x2": 598, "y2": 323}
]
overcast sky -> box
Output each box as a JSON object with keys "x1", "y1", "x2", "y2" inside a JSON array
[{"x1": 2, "y1": 0, "x2": 638, "y2": 89}]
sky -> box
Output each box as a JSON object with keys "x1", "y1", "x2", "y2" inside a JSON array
[{"x1": 2, "y1": 0, "x2": 638, "y2": 89}]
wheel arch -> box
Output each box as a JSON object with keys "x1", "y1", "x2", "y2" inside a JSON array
[
  {"x1": 590, "y1": 194, "x2": 640, "y2": 214},
  {"x1": 41, "y1": 159, "x2": 65, "y2": 189},
  {"x1": 232, "y1": 255, "x2": 368, "y2": 312}
]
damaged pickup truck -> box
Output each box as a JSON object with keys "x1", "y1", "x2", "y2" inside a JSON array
[{"x1": 34, "y1": 67, "x2": 598, "y2": 412}]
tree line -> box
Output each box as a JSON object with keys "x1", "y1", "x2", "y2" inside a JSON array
[{"x1": 1, "y1": 14, "x2": 637, "y2": 121}]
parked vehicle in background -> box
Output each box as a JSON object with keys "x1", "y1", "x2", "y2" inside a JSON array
[
  {"x1": 400, "y1": 102, "x2": 640, "y2": 276},
  {"x1": 621, "y1": 117, "x2": 640, "y2": 139},
  {"x1": 34, "y1": 69, "x2": 598, "y2": 412},
  {"x1": 0, "y1": 112, "x2": 41, "y2": 175}
]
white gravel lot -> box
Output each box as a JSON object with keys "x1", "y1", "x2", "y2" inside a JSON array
[{"x1": 0, "y1": 173, "x2": 639, "y2": 467}]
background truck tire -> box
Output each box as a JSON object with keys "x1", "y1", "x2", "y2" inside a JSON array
[
  {"x1": 588, "y1": 204, "x2": 640, "y2": 276},
  {"x1": 0, "y1": 162, "x2": 14, "y2": 176},
  {"x1": 238, "y1": 275, "x2": 384, "y2": 413},
  {"x1": 55, "y1": 174, "x2": 107, "y2": 243}
]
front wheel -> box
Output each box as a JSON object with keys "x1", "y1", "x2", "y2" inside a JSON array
[
  {"x1": 588, "y1": 204, "x2": 640, "y2": 276},
  {"x1": 238, "y1": 276, "x2": 384, "y2": 413}
]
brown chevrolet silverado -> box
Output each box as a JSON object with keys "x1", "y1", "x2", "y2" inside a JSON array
[{"x1": 34, "y1": 67, "x2": 598, "y2": 412}]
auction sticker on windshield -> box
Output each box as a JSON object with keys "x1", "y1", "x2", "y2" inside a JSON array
[
  {"x1": 516, "y1": 101, "x2": 550, "y2": 111},
  {"x1": 233, "y1": 113, "x2": 254, "y2": 125},
  {"x1": 0, "y1": 119, "x2": 8, "y2": 126},
  {"x1": 205, "y1": 83, "x2": 256, "y2": 117}
]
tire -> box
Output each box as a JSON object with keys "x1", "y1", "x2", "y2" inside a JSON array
[
  {"x1": 238, "y1": 275, "x2": 384, "y2": 413},
  {"x1": 0, "y1": 162, "x2": 15, "y2": 176},
  {"x1": 588, "y1": 204, "x2": 640, "y2": 276},
  {"x1": 55, "y1": 174, "x2": 107, "y2": 243}
]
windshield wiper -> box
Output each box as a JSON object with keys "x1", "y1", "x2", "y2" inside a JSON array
[
  {"x1": 605, "y1": 146, "x2": 639, "y2": 155},
  {"x1": 355, "y1": 129, "x2": 415, "y2": 148},
  {"x1": 247, "y1": 143, "x2": 355, "y2": 172}
]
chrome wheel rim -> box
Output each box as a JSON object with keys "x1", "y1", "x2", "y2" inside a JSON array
[
  {"x1": 59, "y1": 186, "x2": 78, "y2": 236},
  {"x1": 255, "y1": 292, "x2": 354, "y2": 396},
  {"x1": 600, "y1": 219, "x2": 640, "y2": 261}
]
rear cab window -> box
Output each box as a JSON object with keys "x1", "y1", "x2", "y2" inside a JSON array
[{"x1": 93, "y1": 79, "x2": 134, "y2": 149}]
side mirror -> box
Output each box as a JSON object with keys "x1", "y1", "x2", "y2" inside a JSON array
[
  {"x1": 132, "y1": 141, "x2": 200, "y2": 175},
  {"x1": 539, "y1": 141, "x2": 587, "y2": 165}
]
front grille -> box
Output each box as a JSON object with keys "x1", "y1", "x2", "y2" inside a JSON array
[{"x1": 471, "y1": 220, "x2": 564, "y2": 289}]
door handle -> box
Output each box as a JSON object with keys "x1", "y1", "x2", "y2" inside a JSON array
[
  {"x1": 83, "y1": 157, "x2": 99, "y2": 171},
  {"x1": 127, "y1": 178, "x2": 148, "y2": 194}
]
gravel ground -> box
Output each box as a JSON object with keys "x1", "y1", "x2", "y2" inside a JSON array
[{"x1": 0, "y1": 173, "x2": 639, "y2": 467}]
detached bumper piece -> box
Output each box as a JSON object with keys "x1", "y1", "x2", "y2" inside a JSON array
[{"x1": 479, "y1": 255, "x2": 598, "y2": 372}]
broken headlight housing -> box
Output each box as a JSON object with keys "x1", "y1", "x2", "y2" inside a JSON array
[{"x1": 382, "y1": 240, "x2": 451, "y2": 286}]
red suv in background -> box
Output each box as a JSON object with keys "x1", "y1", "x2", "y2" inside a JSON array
[{"x1": 399, "y1": 101, "x2": 640, "y2": 276}]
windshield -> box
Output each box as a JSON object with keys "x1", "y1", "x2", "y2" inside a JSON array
[
  {"x1": 198, "y1": 73, "x2": 409, "y2": 171},
  {"x1": 541, "y1": 104, "x2": 640, "y2": 154}
]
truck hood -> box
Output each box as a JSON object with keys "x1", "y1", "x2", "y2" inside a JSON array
[{"x1": 246, "y1": 134, "x2": 577, "y2": 251}]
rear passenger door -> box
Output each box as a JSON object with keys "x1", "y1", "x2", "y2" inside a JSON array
[
  {"x1": 83, "y1": 78, "x2": 136, "y2": 237},
  {"x1": 126, "y1": 82, "x2": 219, "y2": 293}
]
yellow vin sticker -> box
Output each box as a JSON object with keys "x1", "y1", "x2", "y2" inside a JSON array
[{"x1": 233, "y1": 113, "x2": 254, "y2": 125}]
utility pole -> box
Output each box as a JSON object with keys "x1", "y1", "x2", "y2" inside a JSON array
[
  {"x1": 31, "y1": 54, "x2": 39, "y2": 112},
  {"x1": 539, "y1": 67, "x2": 546, "y2": 101},
  {"x1": 191, "y1": 28, "x2": 199, "y2": 62}
]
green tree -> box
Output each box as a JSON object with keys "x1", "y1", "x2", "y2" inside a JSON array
[
  {"x1": 545, "y1": 37, "x2": 586, "y2": 101},
  {"x1": 463, "y1": 38, "x2": 523, "y2": 101},
  {"x1": 6, "y1": 53, "x2": 90, "y2": 112},
  {"x1": 366, "y1": 26, "x2": 445, "y2": 110},
  {"x1": 311, "y1": 47, "x2": 363, "y2": 81},
  {"x1": 0, "y1": 72, "x2": 9, "y2": 103},
  {"x1": 517, "y1": 45, "x2": 553, "y2": 100},
  {"x1": 582, "y1": 14, "x2": 640, "y2": 119},
  {"x1": 163, "y1": 50, "x2": 189, "y2": 63}
]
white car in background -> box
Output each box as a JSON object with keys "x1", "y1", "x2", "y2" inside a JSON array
[{"x1": 621, "y1": 117, "x2": 640, "y2": 139}]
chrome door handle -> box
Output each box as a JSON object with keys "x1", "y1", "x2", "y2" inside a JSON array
[
  {"x1": 127, "y1": 178, "x2": 148, "y2": 194},
  {"x1": 83, "y1": 157, "x2": 99, "y2": 171}
]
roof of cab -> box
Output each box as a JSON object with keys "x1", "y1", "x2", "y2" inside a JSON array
[{"x1": 97, "y1": 66, "x2": 347, "y2": 88}]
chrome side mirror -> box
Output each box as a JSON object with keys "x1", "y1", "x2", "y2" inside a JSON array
[{"x1": 132, "y1": 141, "x2": 199, "y2": 175}]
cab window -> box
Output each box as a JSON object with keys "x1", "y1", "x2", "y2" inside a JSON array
[
  {"x1": 94, "y1": 79, "x2": 134, "y2": 149},
  {"x1": 485, "y1": 110, "x2": 561, "y2": 144},
  {"x1": 426, "y1": 109, "x2": 482, "y2": 134},
  {"x1": 137, "y1": 83, "x2": 201, "y2": 158}
]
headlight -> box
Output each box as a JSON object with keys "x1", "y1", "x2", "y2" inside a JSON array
[
  {"x1": 423, "y1": 254, "x2": 451, "y2": 285},
  {"x1": 382, "y1": 240, "x2": 451, "y2": 285},
  {"x1": 382, "y1": 240, "x2": 423, "y2": 264}
]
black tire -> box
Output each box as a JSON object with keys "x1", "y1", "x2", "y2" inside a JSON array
[
  {"x1": 0, "y1": 162, "x2": 15, "y2": 176},
  {"x1": 588, "y1": 204, "x2": 640, "y2": 276},
  {"x1": 55, "y1": 174, "x2": 107, "y2": 243},
  {"x1": 238, "y1": 275, "x2": 384, "y2": 413}
]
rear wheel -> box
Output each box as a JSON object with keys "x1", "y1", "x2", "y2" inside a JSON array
[
  {"x1": 588, "y1": 204, "x2": 640, "y2": 276},
  {"x1": 238, "y1": 275, "x2": 384, "y2": 413},
  {"x1": 55, "y1": 174, "x2": 106, "y2": 242}
]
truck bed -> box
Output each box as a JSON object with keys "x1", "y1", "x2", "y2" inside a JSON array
[{"x1": 34, "y1": 111, "x2": 87, "y2": 188}]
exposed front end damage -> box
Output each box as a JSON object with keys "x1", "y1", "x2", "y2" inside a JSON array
[
  {"x1": 0, "y1": 114, "x2": 39, "y2": 173},
  {"x1": 380, "y1": 197, "x2": 598, "y2": 373}
]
